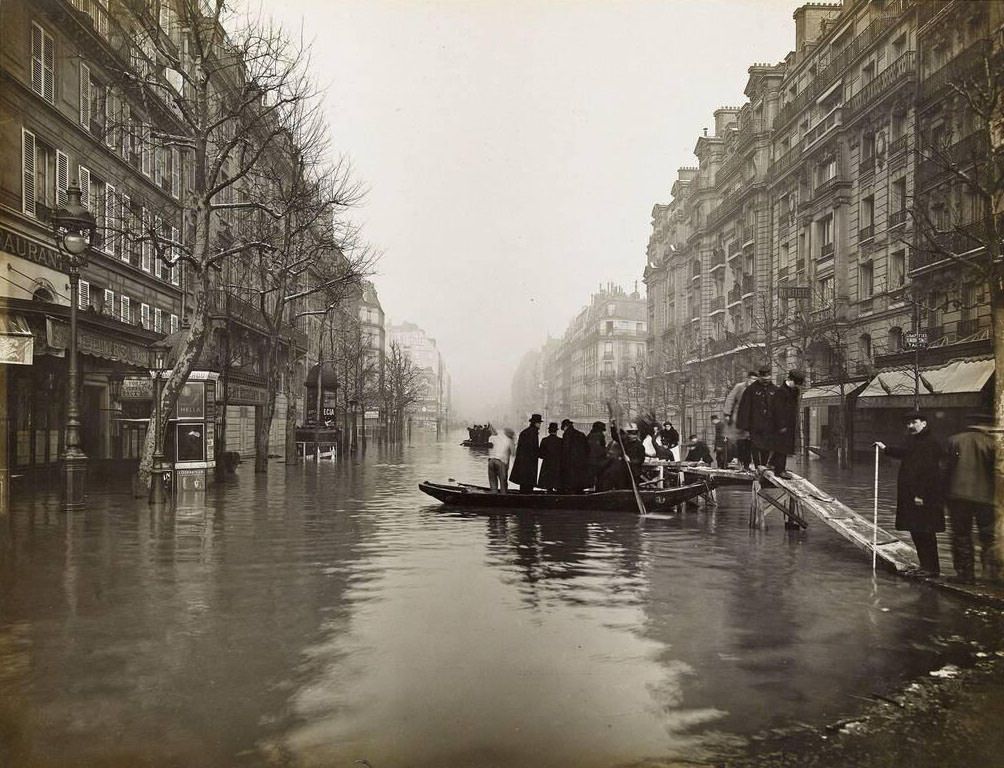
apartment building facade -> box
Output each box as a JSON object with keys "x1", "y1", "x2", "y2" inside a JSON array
[{"x1": 644, "y1": 0, "x2": 999, "y2": 456}]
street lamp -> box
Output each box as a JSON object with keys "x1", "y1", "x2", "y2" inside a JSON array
[
  {"x1": 50, "y1": 181, "x2": 96, "y2": 510},
  {"x1": 149, "y1": 338, "x2": 172, "y2": 504}
]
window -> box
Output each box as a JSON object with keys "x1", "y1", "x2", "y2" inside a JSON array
[
  {"x1": 818, "y1": 214, "x2": 834, "y2": 256},
  {"x1": 859, "y1": 333, "x2": 872, "y2": 361},
  {"x1": 892, "y1": 178, "x2": 907, "y2": 213},
  {"x1": 141, "y1": 303, "x2": 151, "y2": 329},
  {"x1": 171, "y1": 226, "x2": 180, "y2": 285},
  {"x1": 861, "y1": 195, "x2": 875, "y2": 234},
  {"x1": 169, "y1": 314, "x2": 179, "y2": 334},
  {"x1": 816, "y1": 156, "x2": 837, "y2": 187},
  {"x1": 79, "y1": 63, "x2": 105, "y2": 136},
  {"x1": 861, "y1": 60, "x2": 876, "y2": 85},
  {"x1": 103, "y1": 288, "x2": 115, "y2": 316},
  {"x1": 171, "y1": 148, "x2": 181, "y2": 198},
  {"x1": 154, "y1": 307, "x2": 163, "y2": 334},
  {"x1": 120, "y1": 295, "x2": 131, "y2": 324},
  {"x1": 890, "y1": 250, "x2": 906, "y2": 288},
  {"x1": 21, "y1": 129, "x2": 66, "y2": 216},
  {"x1": 862, "y1": 131, "x2": 876, "y2": 160},
  {"x1": 888, "y1": 327, "x2": 903, "y2": 353},
  {"x1": 141, "y1": 207, "x2": 152, "y2": 272},
  {"x1": 30, "y1": 23, "x2": 54, "y2": 103},
  {"x1": 818, "y1": 275, "x2": 833, "y2": 306},
  {"x1": 859, "y1": 261, "x2": 874, "y2": 299},
  {"x1": 603, "y1": 341, "x2": 614, "y2": 359},
  {"x1": 78, "y1": 279, "x2": 90, "y2": 310}
]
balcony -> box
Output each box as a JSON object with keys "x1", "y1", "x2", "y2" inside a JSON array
[
  {"x1": 820, "y1": 242, "x2": 835, "y2": 258},
  {"x1": 709, "y1": 296, "x2": 725, "y2": 314},
  {"x1": 888, "y1": 134, "x2": 908, "y2": 157},
  {"x1": 917, "y1": 131, "x2": 989, "y2": 189},
  {"x1": 741, "y1": 275, "x2": 755, "y2": 295},
  {"x1": 921, "y1": 40, "x2": 987, "y2": 102},
  {"x1": 845, "y1": 52, "x2": 917, "y2": 116},
  {"x1": 957, "y1": 317, "x2": 980, "y2": 338},
  {"x1": 813, "y1": 174, "x2": 846, "y2": 200},
  {"x1": 728, "y1": 241, "x2": 743, "y2": 259},
  {"x1": 926, "y1": 324, "x2": 944, "y2": 344},
  {"x1": 769, "y1": 144, "x2": 802, "y2": 178},
  {"x1": 710, "y1": 249, "x2": 726, "y2": 271},
  {"x1": 859, "y1": 224, "x2": 874, "y2": 241},
  {"x1": 889, "y1": 209, "x2": 907, "y2": 228},
  {"x1": 728, "y1": 284, "x2": 743, "y2": 305},
  {"x1": 803, "y1": 108, "x2": 843, "y2": 152},
  {"x1": 859, "y1": 156, "x2": 876, "y2": 175}
]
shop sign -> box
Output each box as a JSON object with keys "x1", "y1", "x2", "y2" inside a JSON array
[
  {"x1": 0, "y1": 225, "x2": 66, "y2": 272},
  {"x1": 121, "y1": 376, "x2": 153, "y2": 399},
  {"x1": 904, "y1": 331, "x2": 928, "y2": 349},
  {"x1": 0, "y1": 335, "x2": 33, "y2": 365},
  {"x1": 778, "y1": 285, "x2": 811, "y2": 299},
  {"x1": 174, "y1": 381, "x2": 205, "y2": 419},
  {"x1": 47, "y1": 319, "x2": 149, "y2": 367}
]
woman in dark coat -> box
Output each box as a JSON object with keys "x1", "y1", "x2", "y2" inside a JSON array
[
  {"x1": 876, "y1": 411, "x2": 946, "y2": 575},
  {"x1": 510, "y1": 414, "x2": 542, "y2": 492},
  {"x1": 558, "y1": 419, "x2": 590, "y2": 493},
  {"x1": 537, "y1": 422, "x2": 562, "y2": 492}
]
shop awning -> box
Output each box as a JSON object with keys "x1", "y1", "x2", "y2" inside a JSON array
[
  {"x1": 800, "y1": 380, "x2": 867, "y2": 408},
  {"x1": 0, "y1": 312, "x2": 34, "y2": 365},
  {"x1": 857, "y1": 358, "x2": 994, "y2": 408}
]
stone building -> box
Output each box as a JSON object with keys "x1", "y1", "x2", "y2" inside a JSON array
[
  {"x1": 522, "y1": 283, "x2": 647, "y2": 428},
  {"x1": 644, "y1": 0, "x2": 1000, "y2": 457},
  {"x1": 388, "y1": 321, "x2": 450, "y2": 433}
]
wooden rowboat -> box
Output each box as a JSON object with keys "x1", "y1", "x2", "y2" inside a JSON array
[{"x1": 418, "y1": 480, "x2": 713, "y2": 513}]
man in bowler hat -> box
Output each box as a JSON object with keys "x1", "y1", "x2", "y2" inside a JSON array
[{"x1": 510, "y1": 413, "x2": 543, "y2": 493}]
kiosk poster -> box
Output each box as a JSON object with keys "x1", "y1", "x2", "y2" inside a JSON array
[
  {"x1": 175, "y1": 382, "x2": 205, "y2": 419},
  {"x1": 177, "y1": 423, "x2": 205, "y2": 462}
]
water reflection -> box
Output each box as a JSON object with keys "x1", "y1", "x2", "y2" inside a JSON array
[{"x1": 1, "y1": 435, "x2": 1001, "y2": 767}]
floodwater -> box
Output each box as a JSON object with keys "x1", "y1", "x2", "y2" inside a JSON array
[{"x1": 1, "y1": 433, "x2": 1001, "y2": 768}]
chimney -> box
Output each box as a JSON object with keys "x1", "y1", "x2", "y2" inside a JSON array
[{"x1": 794, "y1": 3, "x2": 842, "y2": 53}]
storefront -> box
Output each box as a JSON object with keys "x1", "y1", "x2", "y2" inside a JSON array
[{"x1": 799, "y1": 380, "x2": 866, "y2": 457}]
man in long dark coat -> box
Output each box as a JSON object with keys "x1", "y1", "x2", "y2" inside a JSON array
[
  {"x1": 586, "y1": 421, "x2": 608, "y2": 489},
  {"x1": 537, "y1": 422, "x2": 563, "y2": 492},
  {"x1": 875, "y1": 411, "x2": 946, "y2": 576},
  {"x1": 558, "y1": 418, "x2": 590, "y2": 493},
  {"x1": 764, "y1": 369, "x2": 805, "y2": 478},
  {"x1": 510, "y1": 413, "x2": 542, "y2": 492},
  {"x1": 736, "y1": 367, "x2": 776, "y2": 469}
]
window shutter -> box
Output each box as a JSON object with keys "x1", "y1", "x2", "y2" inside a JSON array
[
  {"x1": 154, "y1": 215, "x2": 163, "y2": 278},
  {"x1": 21, "y1": 128, "x2": 36, "y2": 217},
  {"x1": 56, "y1": 149, "x2": 69, "y2": 206},
  {"x1": 171, "y1": 148, "x2": 180, "y2": 198},
  {"x1": 171, "y1": 225, "x2": 180, "y2": 284},
  {"x1": 103, "y1": 288, "x2": 114, "y2": 315},
  {"x1": 141, "y1": 303, "x2": 150, "y2": 329},
  {"x1": 154, "y1": 307, "x2": 163, "y2": 333},
  {"x1": 170, "y1": 314, "x2": 179, "y2": 334},
  {"x1": 104, "y1": 183, "x2": 115, "y2": 252},
  {"x1": 79, "y1": 62, "x2": 91, "y2": 127},
  {"x1": 142, "y1": 126, "x2": 152, "y2": 177},
  {"x1": 77, "y1": 166, "x2": 92, "y2": 215},
  {"x1": 79, "y1": 279, "x2": 90, "y2": 310},
  {"x1": 141, "y1": 207, "x2": 152, "y2": 272},
  {"x1": 120, "y1": 193, "x2": 131, "y2": 261},
  {"x1": 105, "y1": 90, "x2": 115, "y2": 148},
  {"x1": 31, "y1": 24, "x2": 43, "y2": 96},
  {"x1": 121, "y1": 102, "x2": 131, "y2": 159},
  {"x1": 120, "y1": 295, "x2": 131, "y2": 324}
]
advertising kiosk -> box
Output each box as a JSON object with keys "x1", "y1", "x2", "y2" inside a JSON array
[{"x1": 168, "y1": 372, "x2": 218, "y2": 492}]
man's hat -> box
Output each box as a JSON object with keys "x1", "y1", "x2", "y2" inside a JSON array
[
  {"x1": 547, "y1": 421, "x2": 559, "y2": 433},
  {"x1": 905, "y1": 410, "x2": 928, "y2": 422},
  {"x1": 592, "y1": 421, "x2": 606, "y2": 431},
  {"x1": 560, "y1": 418, "x2": 573, "y2": 428},
  {"x1": 757, "y1": 367, "x2": 771, "y2": 377},
  {"x1": 747, "y1": 370, "x2": 758, "y2": 377},
  {"x1": 529, "y1": 413, "x2": 543, "y2": 423},
  {"x1": 787, "y1": 369, "x2": 806, "y2": 386}
]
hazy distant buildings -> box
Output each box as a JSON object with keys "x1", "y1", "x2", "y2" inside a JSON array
[
  {"x1": 388, "y1": 321, "x2": 451, "y2": 431},
  {"x1": 515, "y1": 283, "x2": 647, "y2": 426}
]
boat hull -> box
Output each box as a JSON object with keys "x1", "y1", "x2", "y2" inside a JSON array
[{"x1": 418, "y1": 480, "x2": 712, "y2": 513}]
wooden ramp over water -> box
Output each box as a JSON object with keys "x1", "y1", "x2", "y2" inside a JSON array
[{"x1": 756, "y1": 471, "x2": 919, "y2": 574}]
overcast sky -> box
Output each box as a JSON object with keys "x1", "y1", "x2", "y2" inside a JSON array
[{"x1": 261, "y1": 0, "x2": 804, "y2": 419}]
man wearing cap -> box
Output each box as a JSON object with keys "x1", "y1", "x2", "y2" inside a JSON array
[
  {"x1": 875, "y1": 411, "x2": 946, "y2": 577},
  {"x1": 736, "y1": 367, "x2": 777, "y2": 470},
  {"x1": 944, "y1": 412, "x2": 998, "y2": 584},
  {"x1": 765, "y1": 369, "x2": 805, "y2": 479},
  {"x1": 510, "y1": 413, "x2": 543, "y2": 493}
]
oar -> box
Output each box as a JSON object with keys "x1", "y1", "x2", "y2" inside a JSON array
[{"x1": 606, "y1": 401, "x2": 648, "y2": 517}]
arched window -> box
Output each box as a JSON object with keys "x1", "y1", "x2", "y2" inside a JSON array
[
  {"x1": 888, "y1": 326, "x2": 903, "y2": 353},
  {"x1": 859, "y1": 333, "x2": 873, "y2": 361},
  {"x1": 32, "y1": 286, "x2": 54, "y2": 302}
]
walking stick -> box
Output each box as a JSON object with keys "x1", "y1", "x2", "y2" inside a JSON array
[
  {"x1": 606, "y1": 401, "x2": 648, "y2": 517},
  {"x1": 872, "y1": 442, "x2": 880, "y2": 573}
]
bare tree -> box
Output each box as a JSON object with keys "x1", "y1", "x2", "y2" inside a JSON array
[
  {"x1": 382, "y1": 341, "x2": 424, "y2": 442},
  {"x1": 113, "y1": 1, "x2": 323, "y2": 484}
]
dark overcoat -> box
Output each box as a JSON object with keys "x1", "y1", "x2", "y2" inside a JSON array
[
  {"x1": 765, "y1": 383, "x2": 800, "y2": 455},
  {"x1": 586, "y1": 428, "x2": 607, "y2": 484},
  {"x1": 558, "y1": 425, "x2": 591, "y2": 492},
  {"x1": 736, "y1": 380, "x2": 777, "y2": 447},
  {"x1": 537, "y1": 434, "x2": 563, "y2": 491},
  {"x1": 509, "y1": 425, "x2": 541, "y2": 487},
  {"x1": 884, "y1": 426, "x2": 946, "y2": 533}
]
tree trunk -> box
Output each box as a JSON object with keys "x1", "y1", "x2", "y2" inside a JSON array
[
  {"x1": 285, "y1": 357, "x2": 299, "y2": 465},
  {"x1": 255, "y1": 340, "x2": 280, "y2": 473},
  {"x1": 139, "y1": 279, "x2": 210, "y2": 487}
]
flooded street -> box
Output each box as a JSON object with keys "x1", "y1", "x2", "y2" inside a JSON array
[{"x1": 2, "y1": 433, "x2": 1002, "y2": 768}]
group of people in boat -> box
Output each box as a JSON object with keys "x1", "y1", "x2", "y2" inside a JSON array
[
  {"x1": 465, "y1": 424, "x2": 494, "y2": 445},
  {"x1": 484, "y1": 414, "x2": 715, "y2": 494}
]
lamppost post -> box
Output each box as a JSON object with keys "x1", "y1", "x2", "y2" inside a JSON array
[
  {"x1": 50, "y1": 181, "x2": 96, "y2": 511},
  {"x1": 149, "y1": 340, "x2": 171, "y2": 505}
]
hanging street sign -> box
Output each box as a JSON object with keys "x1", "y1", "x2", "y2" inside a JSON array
[
  {"x1": 778, "y1": 285, "x2": 812, "y2": 299},
  {"x1": 904, "y1": 331, "x2": 929, "y2": 349}
]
